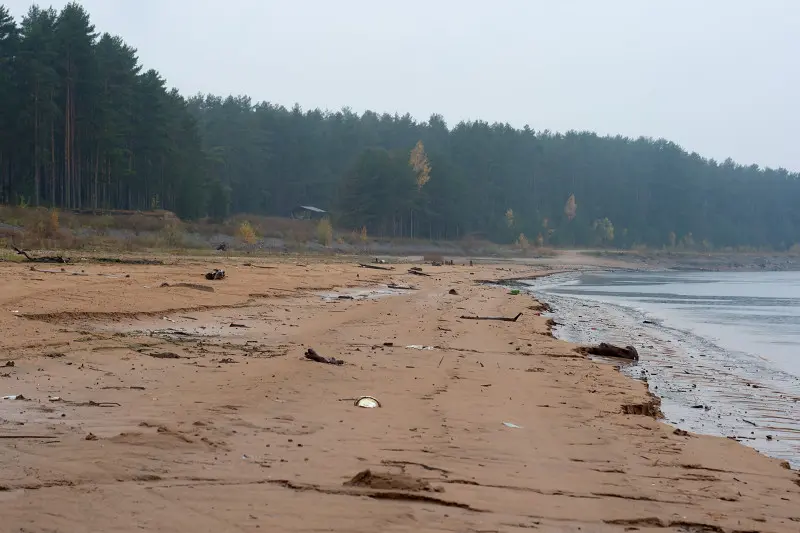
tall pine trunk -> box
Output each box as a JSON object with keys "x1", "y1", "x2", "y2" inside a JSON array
[
  {"x1": 33, "y1": 83, "x2": 41, "y2": 206},
  {"x1": 64, "y1": 80, "x2": 71, "y2": 209},
  {"x1": 93, "y1": 145, "x2": 99, "y2": 209},
  {"x1": 50, "y1": 119, "x2": 56, "y2": 206}
]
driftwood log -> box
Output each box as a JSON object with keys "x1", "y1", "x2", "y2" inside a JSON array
[
  {"x1": 388, "y1": 283, "x2": 417, "y2": 290},
  {"x1": 578, "y1": 343, "x2": 639, "y2": 361},
  {"x1": 358, "y1": 263, "x2": 394, "y2": 271},
  {"x1": 460, "y1": 312, "x2": 523, "y2": 322},
  {"x1": 407, "y1": 268, "x2": 431, "y2": 277},
  {"x1": 304, "y1": 348, "x2": 344, "y2": 365}
]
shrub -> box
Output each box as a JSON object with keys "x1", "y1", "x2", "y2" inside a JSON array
[
  {"x1": 159, "y1": 222, "x2": 185, "y2": 247},
  {"x1": 517, "y1": 233, "x2": 529, "y2": 251},
  {"x1": 316, "y1": 218, "x2": 333, "y2": 246},
  {"x1": 47, "y1": 209, "x2": 60, "y2": 237},
  {"x1": 237, "y1": 220, "x2": 258, "y2": 244}
]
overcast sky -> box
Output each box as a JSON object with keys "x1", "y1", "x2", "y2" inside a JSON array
[{"x1": 5, "y1": 0, "x2": 799, "y2": 171}]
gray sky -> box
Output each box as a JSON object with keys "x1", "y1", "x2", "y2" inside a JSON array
[{"x1": 6, "y1": 0, "x2": 800, "y2": 171}]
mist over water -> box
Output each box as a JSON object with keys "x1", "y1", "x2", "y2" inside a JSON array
[{"x1": 522, "y1": 271, "x2": 800, "y2": 467}]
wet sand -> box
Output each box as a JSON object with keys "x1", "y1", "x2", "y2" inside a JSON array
[{"x1": 0, "y1": 258, "x2": 798, "y2": 532}]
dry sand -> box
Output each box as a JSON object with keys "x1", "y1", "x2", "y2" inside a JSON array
[{"x1": 0, "y1": 257, "x2": 798, "y2": 532}]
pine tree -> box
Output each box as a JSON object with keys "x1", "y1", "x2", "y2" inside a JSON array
[{"x1": 0, "y1": 6, "x2": 21, "y2": 204}]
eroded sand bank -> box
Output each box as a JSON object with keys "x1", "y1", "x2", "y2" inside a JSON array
[{"x1": 0, "y1": 258, "x2": 798, "y2": 532}]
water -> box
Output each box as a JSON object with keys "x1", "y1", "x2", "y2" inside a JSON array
[{"x1": 521, "y1": 271, "x2": 800, "y2": 467}]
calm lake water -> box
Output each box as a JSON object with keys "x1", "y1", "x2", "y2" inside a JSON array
[{"x1": 522, "y1": 271, "x2": 800, "y2": 466}]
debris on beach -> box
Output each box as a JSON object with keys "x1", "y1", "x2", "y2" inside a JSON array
[
  {"x1": 503, "y1": 422, "x2": 523, "y2": 429},
  {"x1": 406, "y1": 345, "x2": 436, "y2": 350},
  {"x1": 460, "y1": 312, "x2": 523, "y2": 322},
  {"x1": 229, "y1": 323, "x2": 249, "y2": 328},
  {"x1": 407, "y1": 267, "x2": 431, "y2": 277},
  {"x1": 345, "y1": 469, "x2": 435, "y2": 492},
  {"x1": 146, "y1": 352, "x2": 182, "y2": 359},
  {"x1": 508, "y1": 289, "x2": 520, "y2": 295},
  {"x1": 448, "y1": 289, "x2": 458, "y2": 295},
  {"x1": 578, "y1": 342, "x2": 639, "y2": 361},
  {"x1": 354, "y1": 396, "x2": 381, "y2": 408},
  {"x1": 160, "y1": 282, "x2": 215, "y2": 293},
  {"x1": 528, "y1": 302, "x2": 552, "y2": 313},
  {"x1": 304, "y1": 348, "x2": 344, "y2": 366},
  {"x1": 621, "y1": 398, "x2": 663, "y2": 418},
  {"x1": 93, "y1": 257, "x2": 163, "y2": 265},
  {"x1": 205, "y1": 268, "x2": 226, "y2": 280},
  {"x1": 30, "y1": 266, "x2": 88, "y2": 276},
  {"x1": 358, "y1": 263, "x2": 394, "y2": 271},
  {"x1": 2, "y1": 394, "x2": 25, "y2": 400},
  {"x1": 388, "y1": 283, "x2": 417, "y2": 290}
]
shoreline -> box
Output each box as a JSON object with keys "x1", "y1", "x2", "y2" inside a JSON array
[
  {"x1": 1, "y1": 258, "x2": 798, "y2": 531},
  {"x1": 521, "y1": 272, "x2": 800, "y2": 469}
]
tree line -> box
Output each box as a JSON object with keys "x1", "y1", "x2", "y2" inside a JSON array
[{"x1": 2, "y1": 3, "x2": 799, "y2": 249}]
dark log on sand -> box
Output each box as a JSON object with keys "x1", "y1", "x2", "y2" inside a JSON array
[
  {"x1": 304, "y1": 348, "x2": 344, "y2": 365},
  {"x1": 578, "y1": 343, "x2": 639, "y2": 361},
  {"x1": 460, "y1": 312, "x2": 523, "y2": 322},
  {"x1": 359, "y1": 263, "x2": 394, "y2": 271}
]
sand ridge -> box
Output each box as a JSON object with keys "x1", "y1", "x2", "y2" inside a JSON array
[{"x1": 0, "y1": 258, "x2": 798, "y2": 532}]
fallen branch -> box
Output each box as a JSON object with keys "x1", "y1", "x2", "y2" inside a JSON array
[
  {"x1": 0, "y1": 435, "x2": 58, "y2": 439},
  {"x1": 31, "y1": 267, "x2": 89, "y2": 276},
  {"x1": 407, "y1": 269, "x2": 431, "y2": 277},
  {"x1": 94, "y1": 257, "x2": 163, "y2": 265},
  {"x1": 70, "y1": 400, "x2": 122, "y2": 407},
  {"x1": 359, "y1": 263, "x2": 394, "y2": 271},
  {"x1": 13, "y1": 246, "x2": 70, "y2": 263},
  {"x1": 229, "y1": 323, "x2": 249, "y2": 328},
  {"x1": 388, "y1": 283, "x2": 418, "y2": 290},
  {"x1": 459, "y1": 312, "x2": 523, "y2": 322},
  {"x1": 304, "y1": 348, "x2": 344, "y2": 365}
]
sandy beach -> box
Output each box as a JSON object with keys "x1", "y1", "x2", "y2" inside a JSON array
[{"x1": 1, "y1": 257, "x2": 798, "y2": 532}]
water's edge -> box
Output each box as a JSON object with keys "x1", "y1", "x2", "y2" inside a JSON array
[{"x1": 515, "y1": 271, "x2": 800, "y2": 468}]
